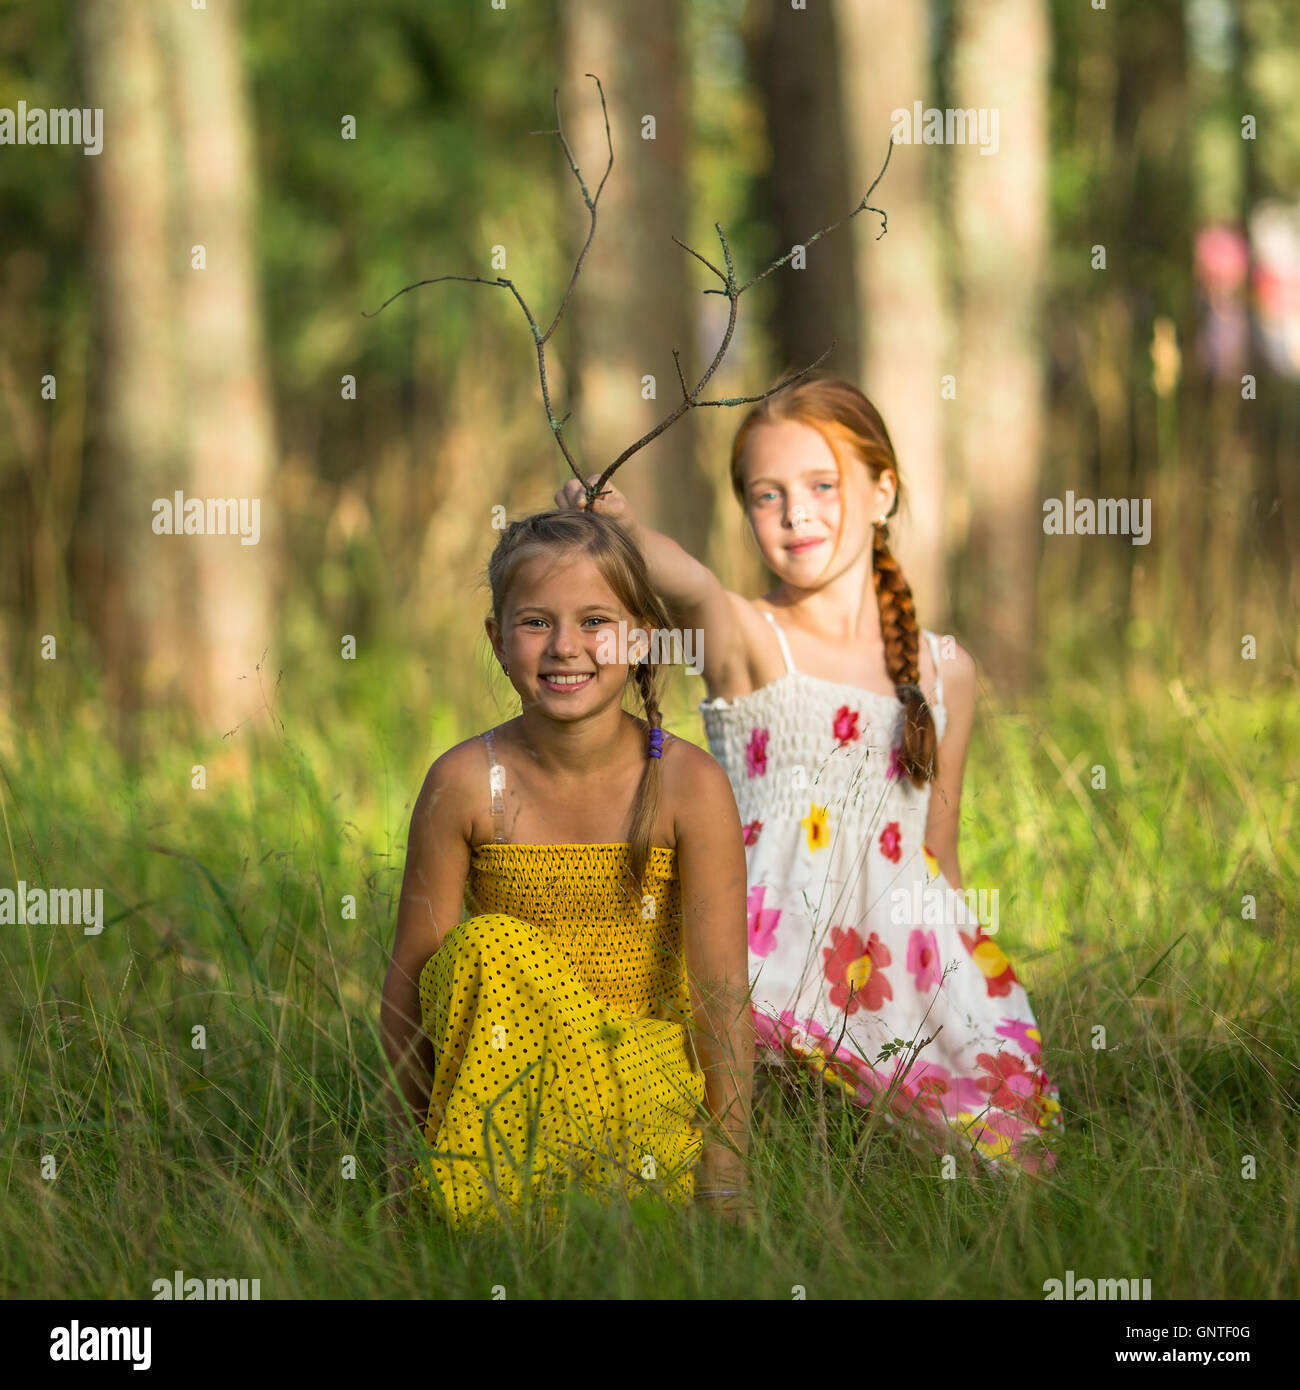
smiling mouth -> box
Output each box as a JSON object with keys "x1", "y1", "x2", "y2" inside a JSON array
[
  {"x1": 786, "y1": 538, "x2": 825, "y2": 551},
  {"x1": 538, "y1": 672, "x2": 595, "y2": 687}
]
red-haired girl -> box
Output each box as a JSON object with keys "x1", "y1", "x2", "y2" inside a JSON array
[{"x1": 559, "y1": 377, "x2": 1060, "y2": 1172}]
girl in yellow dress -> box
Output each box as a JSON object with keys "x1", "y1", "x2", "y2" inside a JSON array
[{"x1": 380, "y1": 508, "x2": 754, "y2": 1228}]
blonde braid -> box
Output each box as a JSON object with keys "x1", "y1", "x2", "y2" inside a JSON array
[{"x1": 624, "y1": 657, "x2": 666, "y2": 898}]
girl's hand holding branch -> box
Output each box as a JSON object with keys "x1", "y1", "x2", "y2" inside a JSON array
[{"x1": 554, "y1": 475, "x2": 640, "y2": 533}]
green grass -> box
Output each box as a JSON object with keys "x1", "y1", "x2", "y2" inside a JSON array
[{"x1": 1, "y1": 655, "x2": 1296, "y2": 1300}]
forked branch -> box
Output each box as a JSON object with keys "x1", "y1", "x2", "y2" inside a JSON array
[{"x1": 367, "y1": 75, "x2": 895, "y2": 507}]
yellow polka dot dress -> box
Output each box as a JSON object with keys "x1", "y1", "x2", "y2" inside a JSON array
[{"x1": 410, "y1": 731, "x2": 705, "y2": 1228}]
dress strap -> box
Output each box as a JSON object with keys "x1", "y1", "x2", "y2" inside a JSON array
[
  {"x1": 922, "y1": 629, "x2": 945, "y2": 709},
  {"x1": 482, "y1": 728, "x2": 507, "y2": 844},
  {"x1": 761, "y1": 609, "x2": 797, "y2": 675}
]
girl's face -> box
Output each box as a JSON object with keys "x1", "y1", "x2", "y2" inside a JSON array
[
  {"x1": 487, "y1": 549, "x2": 638, "y2": 720},
  {"x1": 739, "y1": 419, "x2": 894, "y2": 589}
]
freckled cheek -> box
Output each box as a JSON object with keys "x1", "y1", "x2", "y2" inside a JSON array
[
  {"x1": 819, "y1": 494, "x2": 846, "y2": 526},
  {"x1": 751, "y1": 512, "x2": 785, "y2": 551}
]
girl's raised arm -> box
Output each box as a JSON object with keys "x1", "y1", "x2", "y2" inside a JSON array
[
  {"x1": 380, "y1": 748, "x2": 474, "y2": 1182},
  {"x1": 922, "y1": 641, "x2": 977, "y2": 890},
  {"x1": 554, "y1": 476, "x2": 754, "y2": 694},
  {"x1": 670, "y1": 742, "x2": 754, "y2": 1213}
]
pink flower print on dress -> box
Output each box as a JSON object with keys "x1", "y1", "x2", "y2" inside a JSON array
[
  {"x1": 903, "y1": 1060, "x2": 955, "y2": 1112},
  {"x1": 747, "y1": 884, "x2": 781, "y2": 957},
  {"x1": 904, "y1": 1063, "x2": 987, "y2": 1120},
  {"x1": 906, "y1": 929, "x2": 942, "y2": 991},
  {"x1": 759, "y1": 1011, "x2": 871, "y2": 1098},
  {"x1": 832, "y1": 706, "x2": 861, "y2": 747},
  {"x1": 958, "y1": 1105, "x2": 1023, "y2": 1163},
  {"x1": 745, "y1": 727, "x2": 769, "y2": 778},
  {"x1": 886, "y1": 745, "x2": 904, "y2": 782},
  {"x1": 878, "y1": 821, "x2": 902, "y2": 863},
  {"x1": 750, "y1": 1005, "x2": 783, "y2": 1052},
  {"x1": 975, "y1": 1051, "x2": 1044, "y2": 1124},
  {"x1": 823, "y1": 926, "x2": 893, "y2": 1014},
  {"x1": 995, "y1": 1018, "x2": 1042, "y2": 1062},
  {"x1": 742, "y1": 819, "x2": 763, "y2": 846}
]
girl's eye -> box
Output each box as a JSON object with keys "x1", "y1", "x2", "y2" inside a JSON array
[
  {"x1": 522, "y1": 617, "x2": 610, "y2": 627},
  {"x1": 814, "y1": 481, "x2": 836, "y2": 492}
]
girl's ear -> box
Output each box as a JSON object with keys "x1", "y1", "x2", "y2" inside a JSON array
[
  {"x1": 484, "y1": 615, "x2": 502, "y2": 662},
  {"x1": 879, "y1": 468, "x2": 899, "y2": 517}
]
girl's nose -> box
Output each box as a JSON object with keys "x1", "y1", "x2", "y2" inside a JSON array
[{"x1": 547, "y1": 624, "x2": 582, "y2": 655}]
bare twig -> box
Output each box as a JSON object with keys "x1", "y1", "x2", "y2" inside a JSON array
[
  {"x1": 367, "y1": 76, "x2": 895, "y2": 508},
  {"x1": 584, "y1": 132, "x2": 893, "y2": 504}
]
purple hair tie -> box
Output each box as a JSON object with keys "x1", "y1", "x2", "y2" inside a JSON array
[{"x1": 648, "y1": 727, "x2": 665, "y2": 759}]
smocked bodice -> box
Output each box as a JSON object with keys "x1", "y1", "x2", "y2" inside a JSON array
[
  {"x1": 464, "y1": 838, "x2": 689, "y2": 1021},
  {"x1": 698, "y1": 623, "x2": 948, "y2": 827}
]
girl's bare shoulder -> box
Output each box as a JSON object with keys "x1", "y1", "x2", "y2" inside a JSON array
[
  {"x1": 658, "y1": 731, "x2": 742, "y2": 832},
  {"x1": 425, "y1": 731, "x2": 491, "y2": 785},
  {"x1": 926, "y1": 632, "x2": 977, "y2": 700},
  {"x1": 405, "y1": 735, "x2": 489, "y2": 851},
  {"x1": 942, "y1": 636, "x2": 976, "y2": 679},
  {"x1": 416, "y1": 728, "x2": 509, "y2": 816}
]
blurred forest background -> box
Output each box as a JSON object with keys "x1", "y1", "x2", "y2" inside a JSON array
[
  {"x1": 2, "y1": 0, "x2": 1298, "y2": 1302},
  {"x1": 1, "y1": 0, "x2": 1297, "y2": 744}
]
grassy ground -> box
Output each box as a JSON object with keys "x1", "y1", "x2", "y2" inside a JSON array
[{"x1": 1, "y1": 652, "x2": 1296, "y2": 1300}]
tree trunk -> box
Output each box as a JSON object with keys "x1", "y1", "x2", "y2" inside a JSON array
[
  {"x1": 559, "y1": 0, "x2": 712, "y2": 558},
  {"x1": 1109, "y1": 2, "x2": 1193, "y2": 666},
  {"x1": 746, "y1": 0, "x2": 860, "y2": 384},
  {"x1": 951, "y1": 0, "x2": 1050, "y2": 693},
  {"x1": 163, "y1": 0, "x2": 279, "y2": 737},
  {"x1": 77, "y1": 0, "x2": 190, "y2": 750},
  {"x1": 835, "y1": 0, "x2": 951, "y2": 630}
]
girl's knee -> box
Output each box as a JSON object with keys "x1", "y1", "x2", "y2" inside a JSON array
[
  {"x1": 455, "y1": 913, "x2": 538, "y2": 952},
  {"x1": 420, "y1": 914, "x2": 540, "y2": 983},
  {"x1": 456, "y1": 911, "x2": 542, "y2": 967}
]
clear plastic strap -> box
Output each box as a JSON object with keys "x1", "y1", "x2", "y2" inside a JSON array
[
  {"x1": 483, "y1": 729, "x2": 507, "y2": 842},
  {"x1": 761, "y1": 608, "x2": 797, "y2": 675},
  {"x1": 923, "y1": 630, "x2": 945, "y2": 708}
]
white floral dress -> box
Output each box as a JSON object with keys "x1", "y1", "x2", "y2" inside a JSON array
[{"x1": 699, "y1": 609, "x2": 1061, "y2": 1171}]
